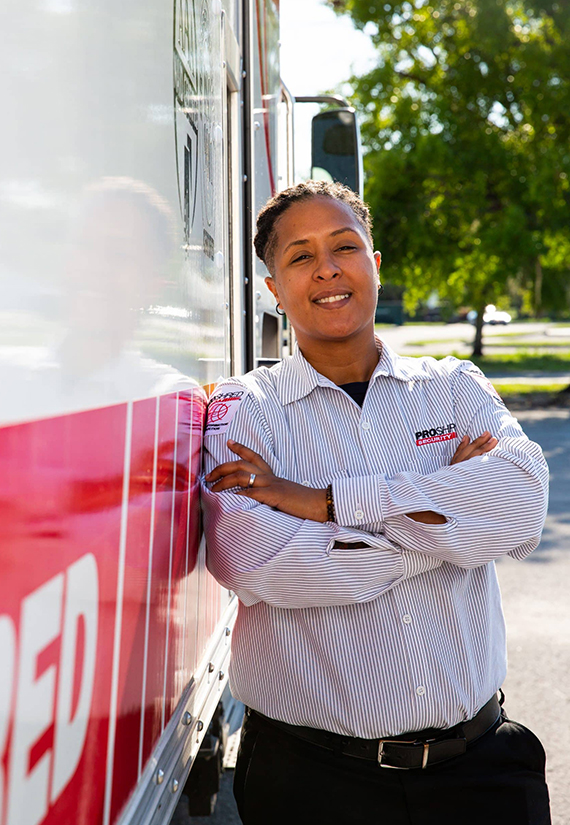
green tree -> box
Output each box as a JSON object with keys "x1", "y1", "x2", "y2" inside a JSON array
[{"x1": 332, "y1": 0, "x2": 570, "y2": 353}]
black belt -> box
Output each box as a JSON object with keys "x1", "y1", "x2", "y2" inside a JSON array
[{"x1": 249, "y1": 695, "x2": 501, "y2": 770}]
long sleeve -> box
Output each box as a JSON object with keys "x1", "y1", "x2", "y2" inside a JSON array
[
  {"x1": 195, "y1": 346, "x2": 539, "y2": 739},
  {"x1": 202, "y1": 383, "x2": 443, "y2": 608},
  {"x1": 332, "y1": 365, "x2": 549, "y2": 568}
]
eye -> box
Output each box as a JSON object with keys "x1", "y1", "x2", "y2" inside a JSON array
[
  {"x1": 291, "y1": 253, "x2": 311, "y2": 263},
  {"x1": 337, "y1": 245, "x2": 357, "y2": 252}
]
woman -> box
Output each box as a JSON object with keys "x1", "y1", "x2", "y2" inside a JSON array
[{"x1": 202, "y1": 181, "x2": 550, "y2": 825}]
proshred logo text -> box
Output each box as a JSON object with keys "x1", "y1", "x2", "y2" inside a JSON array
[
  {"x1": 415, "y1": 423, "x2": 457, "y2": 446},
  {"x1": 1, "y1": 554, "x2": 99, "y2": 825}
]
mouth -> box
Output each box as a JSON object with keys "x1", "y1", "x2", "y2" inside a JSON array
[{"x1": 313, "y1": 292, "x2": 352, "y2": 306}]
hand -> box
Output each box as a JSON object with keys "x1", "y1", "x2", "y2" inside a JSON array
[
  {"x1": 450, "y1": 431, "x2": 498, "y2": 465},
  {"x1": 205, "y1": 440, "x2": 329, "y2": 522},
  {"x1": 405, "y1": 431, "x2": 498, "y2": 525}
]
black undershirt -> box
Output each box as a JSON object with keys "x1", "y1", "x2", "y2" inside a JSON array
[{"x1": 339, "y1": 381, "x2": 369, "y2": 408}]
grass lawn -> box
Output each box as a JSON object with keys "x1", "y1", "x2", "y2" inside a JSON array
[
  {"x1": 410, "y1": 335, "x2": 570, "y2": 348},
  {"x1": 438, "y1": 351, "x2": 570, "y2": 374},
  {"x1": 479, "y1": 330, "x2": 532, "y2": 338},
  {"x1": 491, "y1": 382, "x2": 569, "y2": 395},
  {"x1": 408, "y1": 338, "x2": 468, "y2": 346},
  {"x1": 482, "y1": 340, "x2": 570, "y2": 348}
]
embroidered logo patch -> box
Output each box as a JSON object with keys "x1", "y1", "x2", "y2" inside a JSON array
[
  {"x1": 415, "y1": 423, "x2": 457, "y2": 447},
  {"x1": 205, "y1": 383, "x2": 247, "y2": 434}
]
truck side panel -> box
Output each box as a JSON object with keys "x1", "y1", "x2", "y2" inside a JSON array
[
  {"x1": 0, "y1": 0, "x2": 232, "y2": 821},
  {"x1": 0, "y1": 0, "x2": 282, "y2": 821}
]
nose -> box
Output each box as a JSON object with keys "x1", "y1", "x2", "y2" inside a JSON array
[{"x1": 313, "y1": 250, "x2": 340, "y2": 281}]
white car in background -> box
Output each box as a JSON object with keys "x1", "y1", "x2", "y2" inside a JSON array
[{"x1": 467, "y1": 305, "x2": 512, "y2": 325}]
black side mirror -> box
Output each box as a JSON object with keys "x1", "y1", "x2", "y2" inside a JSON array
[{"x1": 311, "y1": 108, "x2": 362, "y2": 196}]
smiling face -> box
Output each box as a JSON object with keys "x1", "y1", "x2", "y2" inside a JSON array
[{"x1": 265, "y1": 195, "x2": 381, "y2": 349}]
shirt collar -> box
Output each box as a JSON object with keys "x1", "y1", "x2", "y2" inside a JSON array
[{"x1": 275, "y1": 337, "x2": 433, "y2": 406}]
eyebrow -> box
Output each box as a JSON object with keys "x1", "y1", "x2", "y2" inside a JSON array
[{"x1": 282, "y1": 227, "x2": 359, "y2": 255}]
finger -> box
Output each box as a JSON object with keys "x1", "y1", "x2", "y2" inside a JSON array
[
  {"x1": 468, "y1": 431, "x2": 493, "y2": 447},
  {"x1": 206, "y1": 460, "x2": 256, "y2": 482},
  {"x1": 227, "y1": 440, "x2": 272, "y2": 472},
  {"x1": 451, "y1": 433, "x2": 496, "y2": 465},
  {"x1": 480, "y1": 437, "x2": 498, "y2": 452},
  {"x1": 469, "y1": 441, "x2": 498, "y2": 458},
  {"x1": 209, "y1": 470, "x2": 269, "y2": 492},
  {"x1": 209, "y1": 474, "x2": 244, "y2": 491},
  {"x1": 452, "y1": 435, "x2": 469, "y2": 452},
  {"x1": 454, "y1": 435, "x2": 498, "y2": 463},
  {"x1": 458, "y1": 432, "x2": 494, "y2": 454},
  {"x1": 206, "y1": 459, "x2": 260, "y2": 483},
  {"x1": 451, "y1": 435, "x2": 469, "y2": 457},
  {"x1": 450, "y1": 435, "x2": 471, "y2": 464},
  {"x1": 463, "y1": 433, "x2": 496, "y2": 455}
]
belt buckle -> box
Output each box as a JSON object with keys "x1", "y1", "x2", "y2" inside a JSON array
[{"x1": 377, "y1": 739, "x2": 430, "y2": 769}]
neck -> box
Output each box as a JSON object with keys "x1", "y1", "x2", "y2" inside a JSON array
[{"x1": 296, "y1": 327, "x2": 380, "y2": 385}]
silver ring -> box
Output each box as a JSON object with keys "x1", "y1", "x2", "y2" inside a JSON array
[{"x1": 247, "y1": 473, "x2": 256, "y2": 488}]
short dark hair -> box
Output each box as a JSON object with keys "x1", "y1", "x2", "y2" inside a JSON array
[{"x1": 253, "y1": 180, "x2": 374, "y2": 274}]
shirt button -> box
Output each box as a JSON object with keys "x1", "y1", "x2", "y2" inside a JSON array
[
  {"x1": 416, "y1": 685, "x2": 426, "y2": 696},
  {"x1": 301, "y1": 480, "x2": 311, "y2": 487},
  {"x1": 355, "y1": 509, "x2": 364, "y2": 520},
  {"x1": 361, "y1": 420, "x2": 371, "y2": 431},
  {"x1": 402, "y1": 614, "x2": 412, "y2": 624}
]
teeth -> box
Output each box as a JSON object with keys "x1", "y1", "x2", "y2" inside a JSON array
[{"x1": 315, "y1": 293, "x2": 350, "y2": 304}]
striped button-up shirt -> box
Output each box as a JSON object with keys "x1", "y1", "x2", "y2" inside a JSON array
[{"x1": 202, "y1": 341, "x2": 548, "y2": 738}]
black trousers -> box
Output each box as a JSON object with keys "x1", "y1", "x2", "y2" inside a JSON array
[{"x1": 233, "y1": 707, "x2": 551, "y2": 825}]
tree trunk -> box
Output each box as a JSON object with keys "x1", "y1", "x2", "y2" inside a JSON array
[
  {"x1": 472, "y1": 304, "x2": 485, "y2": 357},
  {"x1": 534, "y1": 258, "x2": 543, "y2": 318}
]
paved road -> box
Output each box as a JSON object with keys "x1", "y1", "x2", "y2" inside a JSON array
[
  {"x1": 184, "y1": 408, "x2": 570, "y2": 825},
  {"x1": 497, "y1": 409, "x2": 570, "y2": 825}
]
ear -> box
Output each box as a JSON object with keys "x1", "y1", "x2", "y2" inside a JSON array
[
  {"x1": 265, "y1": 276, "x2": 279, "y2": 303},
  {"x1": 374, "y1": 251, "x2": 382, "y2": 281}
]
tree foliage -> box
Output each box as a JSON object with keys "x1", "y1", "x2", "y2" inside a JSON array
[{"x1": 332, "y1": 0, "x2": 570, "y2": 349}]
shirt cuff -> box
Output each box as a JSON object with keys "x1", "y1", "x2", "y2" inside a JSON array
[{"x1": 332, "y1": 475, "x2": 384, "y2": 528}]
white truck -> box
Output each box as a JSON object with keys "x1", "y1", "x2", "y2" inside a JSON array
[{"x1": 0, "y1": 1, "x2": 360, "y2": 822}]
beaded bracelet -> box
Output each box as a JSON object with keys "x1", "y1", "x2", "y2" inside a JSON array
[{"x1": 325, "y1": 483, "x2": 336, "y2": 523}]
